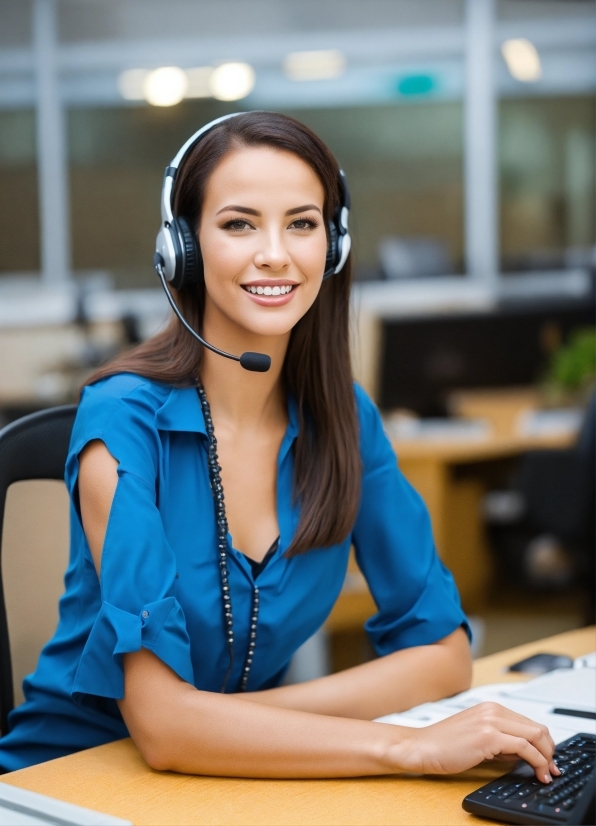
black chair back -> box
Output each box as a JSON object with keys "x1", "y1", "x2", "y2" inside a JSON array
[{"x1": 0, "y1": 405, "x2": 77, "y2": 734}]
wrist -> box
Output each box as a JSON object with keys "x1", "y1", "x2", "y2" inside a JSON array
[{"x1": 372, "y1": 724, "x2": 421, "y2": 775}]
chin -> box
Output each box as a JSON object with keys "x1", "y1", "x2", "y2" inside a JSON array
[
  {"x1": 231, "y1": 299, "x2": 315, "y2": 337},
  {"x1": 239, "y1": 314, "x2": 300, "y2": 339}
]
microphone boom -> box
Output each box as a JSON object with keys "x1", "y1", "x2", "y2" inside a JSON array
[{"x1": 154, "y1": 254, "x2": 271, "y2": 373}]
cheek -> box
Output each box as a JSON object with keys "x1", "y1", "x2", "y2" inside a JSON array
[
  {"x1": 293, "y1": 233, "x2": 329, "y2": 278},
  {"x1": 201, "y1": 234, "x2": 250, "y2": 280}
]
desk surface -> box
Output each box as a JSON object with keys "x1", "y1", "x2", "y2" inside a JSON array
[
  {"x1": 4, "y1": 627, "x2": 595, "y2": 826},
  {"x1": 392, "y1": 429, "x2": 575, "y2": 463}
]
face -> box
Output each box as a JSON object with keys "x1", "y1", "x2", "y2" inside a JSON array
[{"x1": 198, "y1": 146, "x2": 328, "y2": 342}]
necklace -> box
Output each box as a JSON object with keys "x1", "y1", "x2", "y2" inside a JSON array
[{"x1": 196, "y1": 381, "x2": 260, "y2": 693}]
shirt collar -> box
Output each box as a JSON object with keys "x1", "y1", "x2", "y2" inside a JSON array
[
  {"x1": 154, "y1": 384, "x2": 301, "y2": 442},
  {"x1": 154, "y1": 386, "x2": 207, "y2": 434}
]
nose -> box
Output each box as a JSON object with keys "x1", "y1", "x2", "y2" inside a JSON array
[{"x1": 253, "y1": 228, "x2": 291, "y2": 272}]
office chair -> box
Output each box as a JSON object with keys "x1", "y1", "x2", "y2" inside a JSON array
[
  {"x1": 0, "y1": 405, "x2": 77, "y2": 734},
  {"x1": 484, "y1": 392, "x2": 595, "y2": 619}
]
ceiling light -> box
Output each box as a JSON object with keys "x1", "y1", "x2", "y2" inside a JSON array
[
  {"x1": 118, "y1": 68, "x2": 149, "y2": 100},
  {"x1": 283, "y1": 50, "x2": 346, "y2": 81},
  {"x1": 209, "y1": 63, "x2": 255, "y2": 101},
  {"x1": 501, "y1": 38, "x2": 542, "y2": 83},
  {"x1": 142, "y1": 66, "x2": 188, "y2": 107},
  {"x1": 185, "y1": 67, "x2": 214, "y2": 98}
]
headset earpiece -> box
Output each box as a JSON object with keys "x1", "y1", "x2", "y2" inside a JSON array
[
  {"x1": 174, "y1": 215, "x2": 202, "y2": 289},
  {"x1": 324, "y1": 220, "x2": 339, "y2": 278}
]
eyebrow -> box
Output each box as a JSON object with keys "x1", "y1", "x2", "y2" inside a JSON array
[{"x1": 216, "y1": 204, "x2": 322, "y2": 217}]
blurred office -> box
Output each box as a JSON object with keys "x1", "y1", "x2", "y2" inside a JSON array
[{"x1": 0, "y1": 0, "x2": 594, "y2": 694}]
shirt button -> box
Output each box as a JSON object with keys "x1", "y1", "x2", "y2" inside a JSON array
[{"x1": 141, "y1": 610, "x2": 149, "y2": 618}]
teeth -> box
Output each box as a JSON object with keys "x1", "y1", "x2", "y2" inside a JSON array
[{"x1": 245, "y1": 285, "x2": 295, "y2": 295}]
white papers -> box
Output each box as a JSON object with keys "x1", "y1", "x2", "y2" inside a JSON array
[
  {"x1": 504, "y1": 668, "x2": 596, "y2": 712},
  {"x1": 574, "y1": 652, "x2": 596, "y2": 670},
  {"x1": 376, "y1": 657, "x2": 596, "y2": 747}
]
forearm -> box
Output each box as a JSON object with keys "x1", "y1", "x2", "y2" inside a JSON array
[
  {"x1": 244, "y1": 628, "x2": 472, "y2": 720},
  {"x1": 120, "y1": 649, "x2": 401, "y2": 777},
  {"x1": 120, "y1": 647, "x2": 557, "y2": 785}
]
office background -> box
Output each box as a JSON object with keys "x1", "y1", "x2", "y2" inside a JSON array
[{"x1": 0, "y1": 0, "x2": 594, "y2": 695}]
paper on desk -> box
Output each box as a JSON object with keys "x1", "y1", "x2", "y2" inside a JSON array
[
  {"x1": 376, "y1": 676, "x2": 596, "y2": 747},
  {"x1": 574, "y1": 651, "x2": 596, "y2": 670},
  {"x1": 503, "y1": 667, "x2": 596, "y2": 712}
]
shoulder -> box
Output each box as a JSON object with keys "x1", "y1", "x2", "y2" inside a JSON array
[
  {"x1": 77, "y1": 373, "x2": 172, "y2": 429},
  {"x1": 67, "y1": 375, "x2": 174, "y2": 483},
  {"x1": 353, "y1": 382, "x2": 384, "y2": 436},
  {"x1": 353, "y1": 383, "x2": 395, "y2": 472},
  {"x1": 353, "y1": 382, "x2": 380, "y2": 426},
  {"x1": 81, "y1": 373, "x2": 171, "y2": 409}
]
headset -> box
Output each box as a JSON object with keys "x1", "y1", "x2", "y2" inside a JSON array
[{"x1": 154, "y1": 112, "x2": 352, "y2": 372}]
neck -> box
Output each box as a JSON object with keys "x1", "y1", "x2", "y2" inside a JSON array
[{"x1": 199, "y1": 311, "x2": 289, "y2": 429}]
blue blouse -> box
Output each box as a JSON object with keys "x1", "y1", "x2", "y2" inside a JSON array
[{"x1": 0, "y1": 374, "x2": 468, "y2": 772}]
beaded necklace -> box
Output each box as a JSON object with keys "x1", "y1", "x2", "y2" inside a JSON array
[{"x1": 196, "y1": 382, "x2": 260, "y2": 693}]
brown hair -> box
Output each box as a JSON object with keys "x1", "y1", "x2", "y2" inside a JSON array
[{"x1": 84, "y1": 112, "x2": 361, "y2": 556}]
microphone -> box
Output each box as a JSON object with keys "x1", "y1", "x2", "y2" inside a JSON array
[{"x1": 153, "y1": 254, "x2": 271, "y2": 373}]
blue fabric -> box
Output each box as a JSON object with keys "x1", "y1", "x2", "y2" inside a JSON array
[{"x1": 0, "y1": 374, "x2": 469, "y2": 771}]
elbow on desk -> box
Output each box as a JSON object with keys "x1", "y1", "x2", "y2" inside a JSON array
[
  {"x1": 127, "y1": 721, "x2": 176, "y2": 773},
  {"x1": 454, "y1": 659, "x2": 473, "y2": 694},
  {"x1": 439, "y1": 627, "x2": 474, "y2": 696}
]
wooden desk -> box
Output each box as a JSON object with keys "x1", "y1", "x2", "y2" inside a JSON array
[{"x1": 4, "y1": 627, "x2": 594, "y2": 826}]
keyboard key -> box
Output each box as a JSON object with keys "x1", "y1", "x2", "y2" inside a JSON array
[{"x1": 497, "y1": 789, "x2": 515, "y2": 800}]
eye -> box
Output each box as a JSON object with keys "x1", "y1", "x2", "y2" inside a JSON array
[
  {"x1": 222, "y1": 218, "x2": 254, "y2": 232},
  {"x1": 289, "y1": 217, "x2": 319, "y2": 231}
]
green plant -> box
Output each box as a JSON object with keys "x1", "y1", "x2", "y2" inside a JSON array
[{"x1": 547, "y1": 327, "x2": 596, "y2": 391}]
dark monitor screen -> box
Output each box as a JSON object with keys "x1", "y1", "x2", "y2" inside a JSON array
[{"x1": 379, "y1": 301, "x2": 596, "y2": 416}]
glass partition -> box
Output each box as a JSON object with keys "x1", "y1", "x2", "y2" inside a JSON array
[{"x1": 499, "y1": 95, "x2": 595, "y2": 273}]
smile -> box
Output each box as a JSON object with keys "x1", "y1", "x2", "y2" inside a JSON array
[
  {"x1": 241, "y1": 282, "x2": 299, "y2": 307},
  {"x1": 242, "y1": 284, "x2": 295, "y2": 296}
]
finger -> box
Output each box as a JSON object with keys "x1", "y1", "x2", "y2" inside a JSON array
[
  {"x1": 548, "y1": 733, "x2": 560, "y2": 775},
  {"x1": 492, "y1": 715, "x2": 555, "y2": 768},
  {"x1": 496, "y1": 734, "x2": 552, "y2": 784}
]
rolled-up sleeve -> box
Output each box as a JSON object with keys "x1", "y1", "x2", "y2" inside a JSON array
[
  {"x1": 352, "y1": 385, "x2": 470, "y2": 656},
  {"x1": 65, "y1": 377, "x2": 194, "y2": 703}
]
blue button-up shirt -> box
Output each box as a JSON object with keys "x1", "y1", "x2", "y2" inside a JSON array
[{"x1": 0, "y1": 374, "x2": 468, "y2": 771}]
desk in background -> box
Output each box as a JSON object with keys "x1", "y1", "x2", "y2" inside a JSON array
[
  {"x1": 326, "y1": 418, "x2": 576, "y2": 632},
  {"x1": 3, "y1": 627, "x2": 594, "y2": 826}
]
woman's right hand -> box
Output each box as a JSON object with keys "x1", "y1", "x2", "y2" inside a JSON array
[{"x1": 388, "y1": 702, "x2": 560, "y2": 783}]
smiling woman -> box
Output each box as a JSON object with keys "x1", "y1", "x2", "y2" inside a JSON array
[{"x1": 0, "y1": 113, "x2": 559, "y2": 787}]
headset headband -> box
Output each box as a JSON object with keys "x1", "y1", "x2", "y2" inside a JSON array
[{"x1": 161, "y1": 112, "x2": 244, "y2": 224}]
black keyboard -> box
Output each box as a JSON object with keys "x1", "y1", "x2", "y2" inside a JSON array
[{"x1": 462, "y1": 733, "x2": 596, "y2": 825}]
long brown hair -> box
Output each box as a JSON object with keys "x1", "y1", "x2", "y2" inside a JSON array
[{"x1": 85, "y1": 112, "x2": 361, "y2": 556}]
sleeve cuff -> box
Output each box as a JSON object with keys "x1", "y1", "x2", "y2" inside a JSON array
[
  {"x1": 72, "y1": 597, "x2": 194, "y2": 703},
  {"x1": 365, "y1": 565, "x2": 472, "y2": 656}
]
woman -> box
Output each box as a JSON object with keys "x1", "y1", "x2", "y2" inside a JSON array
[{"x1": 0, "y1": 112, "x2": 558, "y2": 782}]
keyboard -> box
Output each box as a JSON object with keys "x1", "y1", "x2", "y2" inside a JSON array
[{"x1": 462, "y1": 733, "x2": 596, "y2": 825}]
